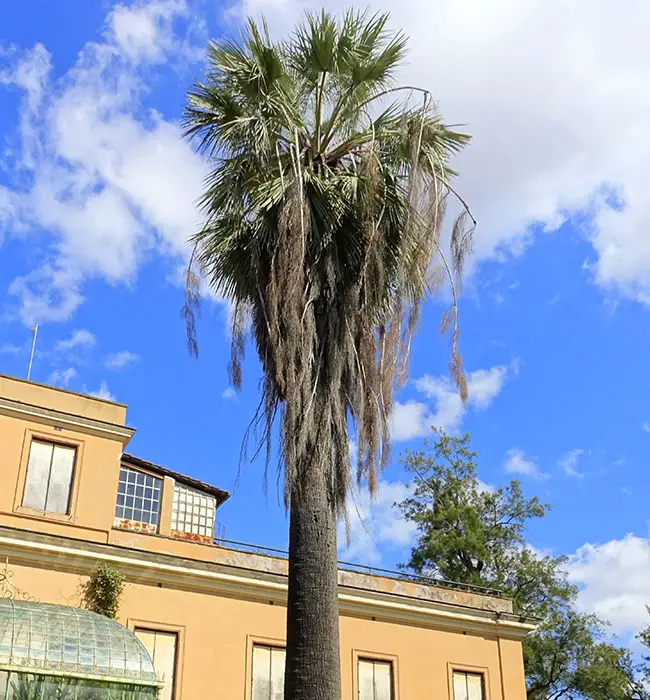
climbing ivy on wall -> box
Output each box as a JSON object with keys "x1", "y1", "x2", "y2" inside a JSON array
[{"x1": 84, "y1": 564, "x2": 125, "y2": 620}]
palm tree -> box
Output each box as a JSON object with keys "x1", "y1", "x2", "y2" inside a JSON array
[{"x1": 183, "y1": 11, "x2": 473, "y2": 700}]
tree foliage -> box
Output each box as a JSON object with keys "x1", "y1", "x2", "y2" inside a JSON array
[
  {"x1": 182, "y1": 11, "x2": 474, "y2": 510},
  {"x1": 83, "y1": 563, "x2": 125, "y2": 620},
  {"x1": 184, "y1": 13, "x2": 475, "y2": 700},
  {"x1": 398, "y1": 433, "x2": 643, "y2": 700}
]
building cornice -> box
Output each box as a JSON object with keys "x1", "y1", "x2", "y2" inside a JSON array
[
  {"x1": 0, "y1": 397, "x2": 135, "y2": 446},
  {"x1": 0, "y1": 529, "x2": 536, "y2": 640}
]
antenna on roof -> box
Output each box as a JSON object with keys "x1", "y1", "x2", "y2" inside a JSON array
[{"x1": 27, "y1": 323, "x2": 38, "y2": 381}]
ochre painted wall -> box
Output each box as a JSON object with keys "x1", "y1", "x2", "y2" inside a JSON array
[
  {"x1": 0, "y1": 375, "x2": 127, "y2": 424},
  {"x1": 0, "y1": 374, "x2": 529, "y2": 700},
  {"x1": 6, "y1": 562, "x2": 528, "y2": 700},
  {"x1": 0, "y1": 412, "x2": 122, "y2": 543}
]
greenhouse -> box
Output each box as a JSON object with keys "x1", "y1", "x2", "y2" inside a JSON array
[{"x1": 0, "y1": 599, "x2": 160, "y2": 699}]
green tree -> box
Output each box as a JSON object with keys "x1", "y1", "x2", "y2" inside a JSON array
[
  {"x1": 83, "y1": 563, "x2": 125, "y2": 619},
  {"x1": 182, "y1": 12, "x2": 474, "y2": 700},
  {"x1": 633, "y1": 610, "x2": 650, "y2": 697},
  {"x1": 398, "y1": 433, "x2": 642, "y2": 700}
]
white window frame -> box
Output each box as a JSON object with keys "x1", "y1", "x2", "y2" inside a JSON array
[
  {"x1": 115, "y1": 466, "x2": 162, "y2": 528},
  {"x1": 358, "y1": 658, "x2": 394, "y2": 700},
  {"x1": 22, "y1": 439, "x2": 77, "y2": 515},
  {"x1": 251, "y1": 644, "x2": 286, "y2": 700},
  {"x1": 452, "y1": 671, "x2": 485, "y2": 700},
  {"x1": 171, "y1": 482, "x2": 216, "y2": 539},
  {"x1": 135, "y1": 628, "x2": 178, "y2": 700}
]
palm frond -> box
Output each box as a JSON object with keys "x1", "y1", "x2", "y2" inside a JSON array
[{"x1": 183, "y1": 10, "x2": 474, "y2": 513}]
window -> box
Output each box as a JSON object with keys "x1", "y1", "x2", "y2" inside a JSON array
[
  {"x1": 252, "y1": 645, "x2": 285, "y2": 700},
  {"x1": 23, "y1": 440, "x2": 76, "y2": 514},
  {"x1": 453, "y1": 672, "x2": 484, "y2": 700},
  {"x1": 171, "y1": 483, "x2": 216, "y2": 539},
  {"x1": 358, "y1": 659, "x2": 393, "y2": 700},
  {"x1": 115, "y1": 467, "x2": 162, "y2": 528},
  {"x1": 135, "y1": 629, "x2": 178, "y2": 700}
]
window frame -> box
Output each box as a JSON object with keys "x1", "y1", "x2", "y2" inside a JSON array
[
  {"x1": 130, "y1": 620, "x2": 185, "y2": 700},
  {"x1": 448, "y1": 664, "x2": 489, "y2": 700},
  {"x1": 114, "y1": 465, "x2": 163, "y2": 531},
  {"x1": 13, "y1": 430, "x2": 85, "y2": 523},
  {"x1": 352, "y1": 649, "x2": 399, "y2": 700},
  {"x1": 357, "y1": 657, "x2": 395, "y2": 700},
  {"x1": 246, "y1": 636, "x2": 286, "y2": 700},
  {"x1": 170, "y1": 481, "x2": 216, "y2": 540}
]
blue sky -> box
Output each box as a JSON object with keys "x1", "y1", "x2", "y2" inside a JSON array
[{"x1": 2, "y1": 0, "x2": 650, "y2": 644}]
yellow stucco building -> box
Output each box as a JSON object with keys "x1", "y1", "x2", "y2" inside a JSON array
[{"x1": 0, "y1": 373, "x2": 534, "y2": 699}]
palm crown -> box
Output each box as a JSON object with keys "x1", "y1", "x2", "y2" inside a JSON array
[{"x1": 183, "y1": 11, "x2": 473, "y2": 512}]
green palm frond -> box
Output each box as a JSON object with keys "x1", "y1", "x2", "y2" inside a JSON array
[{"x1": 184, "y1": 11, "x2": 474, "y2": 511}]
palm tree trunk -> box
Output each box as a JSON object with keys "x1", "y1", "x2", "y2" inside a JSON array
[{"x1": 284, "y1": 462, "x2": 341, "y2": 700}]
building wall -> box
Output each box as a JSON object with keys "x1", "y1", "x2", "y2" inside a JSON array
[
  {"x1": 0, "y1": 412, "x2": 123, "y2": 543},
  {"x1": 0, "y1": 374, "x2": 530, "y2": 700},
  {"x1": 0, "y1": 374, "x2": 127, "y2": 425},
  {"x1": 5, "y1": 561, "x2": 527, "y2": 700}
]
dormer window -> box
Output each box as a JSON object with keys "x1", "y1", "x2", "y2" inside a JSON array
[
  {"x1": 115, "y1": 466, "x2": 162, "y2": 532},
  {"x1": 171, "y1": 483, "x2": 216, "y2": 540}
]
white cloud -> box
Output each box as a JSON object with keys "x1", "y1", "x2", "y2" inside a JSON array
[
  {"x1": 0, "y1": 344, "x2": 23, "y2": 355},
  {"x1": 338, "y1": 480, "x2": 417, "y2": 565},
  {"x1": 0, "y1": 186, "x2": 16, "y2": 244},
  {"x1": 390, "y1": 363, "x2": 511, "y2": 441},
  {"x1": 47, "y1": 368, "x2": 77, "y2": 388},
  {"x1": 504, "y1": 448, "x2": 549, "y2": 480},
  {"x1": 105, "y1": 350, "x2": 140, "y2": 370},
  {"x1": 558, "y1": 448, "x2": 585, "y2": 479},
  {"x1": 389, "y1": 400, "x2": 432, "y2": 442},
  {"x1": 222, "y1": 387, "x2": 237, "y2": 400},
  {"x1": 0, "y1": 43, "x2": 52, "y2": 168},
  {"x1": 108, "y1": 0, "x2": 189, "y2": 63},
  {"x1": 477, "y1": 479, "x2": 496, "y2": 495},
  {"x1": 7, "y1": 0, "x2": 650, "y2": 323},
  {"x1": 566, "y1": 534, "x2": 650, "y2": 636},
  {"x1": 621, "y1": 487, "x2": 633, "y2": 497},
  {"x1": 88, "y1": 381, "x2": 116, "y2": 402},
  {"x1": 55, "y1": 329, "x2": 96, "y2": 352},
  {"x1": 643, "y1": 422, "x2": 650, "y2": 433},
  {"x1": 229, "y1": 0, "x2": 650, "y2": 305},
  {"x1": 0, "y1": 0, "x2": 209, "y2": 325},
  {"x1": 8, "y1": 266, "x2": 84, "y2": 326}
]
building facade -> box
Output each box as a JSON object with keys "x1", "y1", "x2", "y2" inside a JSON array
[{"x1": 0, "y1": 374, "x2": 534, "y2": 700}]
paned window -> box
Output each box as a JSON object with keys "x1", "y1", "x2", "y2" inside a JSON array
[
  {"x1": 115, "y1": 467, "x2": 162, "y2": 527},
  {"x1": 171, "y1": 483, "x2": 215, "y2": 539}
]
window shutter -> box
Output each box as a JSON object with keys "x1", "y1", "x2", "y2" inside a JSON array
[
  {"x1": 23, "y1": 440, "x2": 53, "y2": 511},
  {"x1": 453, "y1": 672, "x2": 484, "y2": 700},
  {"x1": 358, "y1": 660, "x2": 375, "y2": 700},
  {"x1": 252, "y1": 645, "x2": 286, "y2": 700},
  {"x1": 270, "y1": 647, "x2": 285, "y2": 700},
  {"x1": 374, "y1": 661, "x2": 392, "y2": 700},
  {"x1": 454, "y1": 673, "x2": 468, "y2": 700},
  {"x1": 135, "y1": 629, "x2": 177, "y2": 700},
  {"x1": 359, "y1": 659, "x2": 392, "y2": 700},
  {"x1": 252, "y1": 646, "x2": 272, "y2": 700},
  {"x1": 46, "y1": 445, "x2": 76, "y2": 514},
  {"x1": 467, "y1": 674, "x2": 483, "y2": 700}
]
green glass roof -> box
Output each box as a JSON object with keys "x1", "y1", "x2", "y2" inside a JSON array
[{"x1": 0, "y1": 599, "x2": 157, "y2": 686}]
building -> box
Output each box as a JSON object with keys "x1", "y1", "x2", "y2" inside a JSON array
[{"x1": 0, "y1": 373, "x2": 535, "y2": 699}]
